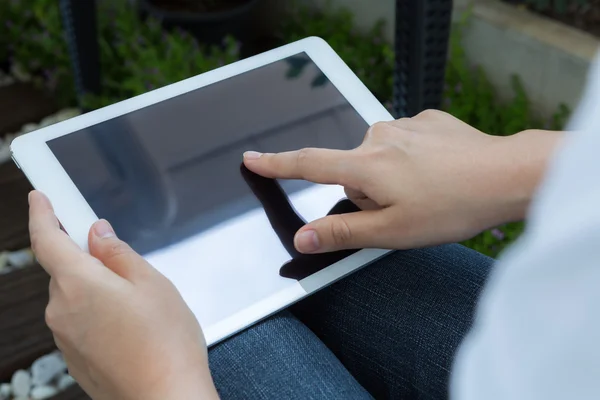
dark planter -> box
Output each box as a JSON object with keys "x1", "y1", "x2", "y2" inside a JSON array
[
  {"x1": 0, "y1": 58, "x2": 9, "y2": 74},
  {"x1": 138, "y1": 0, "x2": 261, "y2": 52}
]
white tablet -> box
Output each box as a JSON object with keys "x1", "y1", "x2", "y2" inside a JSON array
[{"x1": 11, "y1": 37, "x2": 394, "y2": 346}]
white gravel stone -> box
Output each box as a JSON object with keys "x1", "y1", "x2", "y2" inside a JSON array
[
  {"x1": 11, "y1": 64, "x2": 32, "y2": 83},
  {"x1": 39, "y1": 116, "x2": 57, "y2": 128},
  {"x1": 0, "y1": 70, "x2": 15, "y2": 88},
  {"x1": 56, "y1": 374, "x2": 76, "y2": 391},
  {"x1": 31, "y1": 385, "x2": 59, "y2": 399},
  {"x1": 0, "y1": 383, "x2": 11, "y2": 400},
  {"x1": 7, "y1": 248, "x2": 35, "y2": 269},
  {"x1": 55, "y1": 108, "x2": 81, "y2": 122},
  {"x1": 21, "y1": 123, "x2": 38, "y2": 134},
  {"x1": 31, "y1": 352, "x2": 67, "y2": 386},
  {"x1": 2, "y1": 77, "x2": 15, "y2": 87},
  {"x1": 10, "y1": 369, "x2": 31, "y2": 398}
]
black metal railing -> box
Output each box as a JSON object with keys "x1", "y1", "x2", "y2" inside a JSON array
[
  {"x1": 59, "y1": 0, "x2": 101, "y2": 108},
  {"x1": 393, "y1": 0, "x2": 453, "y2": 118}
]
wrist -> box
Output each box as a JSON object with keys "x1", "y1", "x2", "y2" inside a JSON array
[
  {"x1": 486, "y1": 129, "x2": 562, "y2": 223},
  {"x1": 143, "y1": 360, "x2": 219, "y2": 400},
  {"x1": 150, "y1": 374, "x2": 219, "y2": 400}
]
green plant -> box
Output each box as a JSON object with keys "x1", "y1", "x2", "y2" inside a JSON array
[
  {"x1": 280, "y1": 2, "x2": 394, "y2": 105},
  {"x1": 1, "y1": 0, "x2": 75, "y2": 106},
  {"x1": 1, "y1": 0, "x2": 241, "y2": 108},
  {"x1": 83, "y1": 1, "x2": 240, "y2": 108},
  {"x1": 443, "y1": 11, "x2": 569, "y2": 135}
]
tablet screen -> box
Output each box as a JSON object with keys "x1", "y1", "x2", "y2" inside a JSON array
[{"x1": 47, "y1": 52, "x2": 370, "y2": 328}]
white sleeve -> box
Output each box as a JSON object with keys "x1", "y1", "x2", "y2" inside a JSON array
[{"x1": 451, "y1": 54, "x2": 600, "y2": 400}]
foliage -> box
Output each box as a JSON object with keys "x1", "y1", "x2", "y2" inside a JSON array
[
  {"x1": 443, "y1": 11, "x2": 569, "y2": 135},
  {"x1": 279, "y1": 2, "x2": 394, "y2": 104},
  {"x1": 1, "y1": 0, "x2": 74, "y2": 106},
  {"x1": 84, "y1": 1, "x2": 240, "y2": 109},
  {"x1": 1, "y1": 0, "x2": 241, "y2": 108}
]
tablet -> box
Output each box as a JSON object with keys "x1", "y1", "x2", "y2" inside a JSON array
[{"x1": 11, "y1": 37, "x2": 394, "y2": 345}]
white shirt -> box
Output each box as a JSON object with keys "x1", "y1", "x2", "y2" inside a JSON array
[{"x1": 452, "y1": 55, "x2": 600, "y2": 399}]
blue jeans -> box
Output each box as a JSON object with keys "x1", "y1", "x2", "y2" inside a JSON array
[{"x1": 209, "y1": 244, "x2": 492, "y2": 399}]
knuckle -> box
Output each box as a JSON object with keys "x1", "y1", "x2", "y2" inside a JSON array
[
  {"x1": 367, "y1": 121, "x2": 390, "y2": 139},
  {"x1": 395, "y1": 117, "x2": 413, "y2": 125},
  {"x1": 329, "y1": 215, "x2": 353, "y2": 248},
  {"x1": 386, "y1": 118, "x2": 412, "y2": 131},
  {"x1": 44, "y1": 304, "x2": 59, "y2": 332},
  {"x1": 103, "y1": 240, "x2": 134, "y2": 262},
  {"x1": 415, "y1": 109, "x2": 441, "y2": 119},
  {"x1": 295, "y1": 148, "x2": 314, "y2": 175}
]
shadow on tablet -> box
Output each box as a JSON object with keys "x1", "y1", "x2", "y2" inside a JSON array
[{"x1": 240, "y1": 163, "x2": 360, "y2": 281}]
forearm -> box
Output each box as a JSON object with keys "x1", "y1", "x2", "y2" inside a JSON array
[{"x1": 491, "y1": 129, "x2": 564, "y2": 223}]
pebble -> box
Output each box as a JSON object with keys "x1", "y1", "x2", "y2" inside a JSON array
[
  {"x1": 6, "y1": 248, "x2": 35, "y2": 269},
  {"x1": 55, "y1": 108, "x2": 81, "y2": 121},
  {"x1": 0, "y1": 70, "x2": 15, "y2": 88},
  {"x1": 39, "y1": 116, "x2": 58, "y2": 128},
  {"x1": 31, "y1": 352, "x2": 67, "y2": 386},
  {"x1": 11, "y1": 63, "x2": 32, "y2": 82},
  {"x1": 10, "y1": 369, "x2": 31, "y2": 398},
  {"x1": 56, "y1": 374, "x2": 76, "y2": 391},
  {"x1": 31, "y1": 385, "x2": 59, "y2": 399},
  {"x1": 21, "y1": 123, "x2": 38, "y2": 134},
  {"x1": 0, "y1": 383, "x2": 11, "y2": 400}
]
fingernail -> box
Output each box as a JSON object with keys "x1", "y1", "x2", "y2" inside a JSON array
[
  {"x1": 28, "y1": 191, "x2": 32, "y2": 205},
  {"x1": 295, "y1": 230, "x2": 320, "y2": 253},
  {"x1": 94, "y1": 219, "x2": 115, "y2": 239},
  {"x1": 243, "y1": 151, "x2": 262, "y2": 160}
]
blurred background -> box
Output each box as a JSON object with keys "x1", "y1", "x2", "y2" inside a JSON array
[{"x1": 0, "y1": 0, "x2": 598, "y2": 399}]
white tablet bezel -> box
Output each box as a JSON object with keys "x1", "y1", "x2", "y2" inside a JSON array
[{"x1": 11, "y1": 36, "x2": 395, "y2": 345}]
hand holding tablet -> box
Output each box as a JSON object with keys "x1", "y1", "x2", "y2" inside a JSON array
[{"x1": 28, "y1": 191, "x2": 219, "y2": 400}]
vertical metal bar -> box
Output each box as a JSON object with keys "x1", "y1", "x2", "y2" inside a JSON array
[
  {"x1": 394, "y1": 0, "x2": 453, "y2": 118},
  {"x1": 59, "y1": 0, "x2": 101, "y2": 107}
]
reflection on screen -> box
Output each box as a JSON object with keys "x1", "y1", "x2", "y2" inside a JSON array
[{"x1": 47, "y1": 52, "x2": 371, "y2": 328}]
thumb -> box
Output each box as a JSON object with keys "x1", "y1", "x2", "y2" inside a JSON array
[
  {"x1": 88, "y1": 219, "x2": 150, "y2": 281},
  {"x1": 294, "y1": 210, "x2": 392, "y2": 253}
]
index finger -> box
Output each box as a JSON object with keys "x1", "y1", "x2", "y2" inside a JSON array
[
  {"x1": 28, "y1": 191, "x2": 94, "y2": 277},
  {"x1": 243, "y1": 148, "x2": 356, "y2": 185}
]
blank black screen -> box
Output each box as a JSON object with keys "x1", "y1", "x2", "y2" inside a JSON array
[{"x1": 48, "y1": 52, "x2": 369, "y2": 259}]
